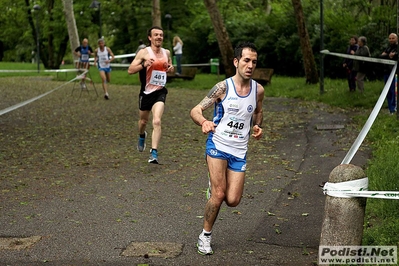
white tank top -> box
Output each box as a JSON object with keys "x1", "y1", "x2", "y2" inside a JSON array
[
  {"x1": 97, "y1": 47, "x2": 110, "y2": 68},
  {"x1": 209, "y1": 78, "x2": 257, "y2": 158}
]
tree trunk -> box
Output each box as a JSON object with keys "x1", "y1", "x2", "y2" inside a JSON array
[
  {"x1": 204, "y1": 0, "x2": 235, "y2": 78},
  {"x1": 265, "y1": 0, "x2": 272, "y2": 15},
  {"x1": 62, "y1": 0, "x2": 80, "y2": 62},
  {"x1": 152, "y1": 0, "x2": 161, "y2": 27},
  {"x1": 291, "y1": 0, "x2": 319, "y2": 84}
]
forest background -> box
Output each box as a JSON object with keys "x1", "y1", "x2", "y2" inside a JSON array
[{"x1": 0, "y1": 0, "x2": 397, "y2": 81}]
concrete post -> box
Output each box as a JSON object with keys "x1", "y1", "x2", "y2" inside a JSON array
[{"x1": 320, "y1": 164, "x2": 367, "y2": 245}]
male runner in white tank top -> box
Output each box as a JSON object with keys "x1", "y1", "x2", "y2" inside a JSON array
[
  {"x1": 190, "y1": 42, "x2": 264, "y2": 255},
  {"x1": 128, "y1": 26, "x2": 174, "y2": 164},
  {"x1": 93, "y1": 38, "x2": 115, "y2": 100}
]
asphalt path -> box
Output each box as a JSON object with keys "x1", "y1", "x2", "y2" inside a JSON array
[{"x1": 0, "y1": 81, "x2": 369, "y2": 266}]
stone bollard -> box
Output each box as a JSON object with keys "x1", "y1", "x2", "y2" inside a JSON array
[{"x1": 320, "y1": 164, "x2": 367, "y2": 246}]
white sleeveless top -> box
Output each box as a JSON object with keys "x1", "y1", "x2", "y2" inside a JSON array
[
  {"x1": 97, "y1": 47, "x2": 110, "y2": 69},
  {"x1": 207, "y1": 78, "x2": 258, "y2": 159}
]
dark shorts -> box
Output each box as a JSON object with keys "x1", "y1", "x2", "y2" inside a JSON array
[{"x1": 139, "y1": 87, "x2": 168, "y2": 111}]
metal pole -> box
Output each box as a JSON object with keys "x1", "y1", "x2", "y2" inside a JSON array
[
  {"x1": 33, "y1": 5, "x2": 41, "y2": 73},
  {"x1": 320, "y1": 0, "x2": 324, "y2": 94}
]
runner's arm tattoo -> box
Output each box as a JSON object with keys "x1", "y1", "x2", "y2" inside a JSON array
[{"x1": 198, "y1": 82, "x2": 226, "y2": 110}]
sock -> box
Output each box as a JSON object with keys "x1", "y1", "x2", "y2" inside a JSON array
[
  {"x1": 151, "y1": 148, "x2": 157, "y2": 152},
  {"x1": 203, "y1": 229, "x2": 212, "y2": 236},
  {"x1": 139, "y1": 133, "x2": 145, "y2": 138}
]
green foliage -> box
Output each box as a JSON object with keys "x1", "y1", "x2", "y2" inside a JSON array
[
  {"x1": 0, "y1": 0, "x2": 398, "y2": 77},
  {"x1": 363, "y1": 217, "x2": 399, "y2": 247}
]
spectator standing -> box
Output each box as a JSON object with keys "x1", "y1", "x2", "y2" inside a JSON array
[
  {"x1": 342, "y1": 36, "x2": 358, "y2": 92},
  {"x1": 380, "y1": 33, "x2": 398, "y2": 114},
  {"x1": 352, "y1": 36, "x2": 370, "y2": 93},
  {"x1": 74, "y1": 38, "x2": 93, "y2": 89},
  {"x1": 173, "y1": 36, "x2": 183, "y2": 75}
]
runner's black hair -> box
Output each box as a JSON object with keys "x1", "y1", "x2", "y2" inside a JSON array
[{"x1": 234, "y1": 42, "x2": 257, "y2": 61}]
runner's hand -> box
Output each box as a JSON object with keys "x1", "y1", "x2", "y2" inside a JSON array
[
  {"x1": 201, "y1": 120, "x2": 216, "y2": 134},
  {"x1": 167, "y1": 64, "x2": 174, "y2": 73},
  {"x1": 252, "y1": 125, "x2": 263, "y2": 140}
]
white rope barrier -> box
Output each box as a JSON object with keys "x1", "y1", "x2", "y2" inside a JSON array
[
  {"x1": 342, "y1": 63, "x2": 397, "y2": 164},
  {"x1": 321, "y1": 49, "x2": 399, "y2": 199},
  {"x1": 0, "y1": 70, "x2": 88, "y2": 116},
  {"x1": 320, "y1": 50, "x2": 396, "y2": 65}
]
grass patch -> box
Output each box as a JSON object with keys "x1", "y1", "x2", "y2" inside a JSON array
[{"x1": 267, "y1": 75, "x2": 388, "y2": 110}]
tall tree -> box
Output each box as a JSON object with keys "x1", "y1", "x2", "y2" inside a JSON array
[
  {"x1": 24, "y1": 0, "x2": 68, "y2": 69},
  {"x1": 291, "y1": 0, "x2": 318, "y2": 84},
  {"x1": 62, "y1": 0, "x2": 79, "y2": 62},
  {"x1": 203, "y1": 0, "x2": 235, "y2": 77},
  {"x1": 152, "y1": 0, "x2": 161, "y2": 27}
]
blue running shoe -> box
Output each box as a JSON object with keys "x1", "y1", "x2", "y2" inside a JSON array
[
  {"x1": 137, "y1": 131, "x2": 147, "y2": 152},
  {"x1": 148, "y1": 149, "x2": 158, "y2": 164}
]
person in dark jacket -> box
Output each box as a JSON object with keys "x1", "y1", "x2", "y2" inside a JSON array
[
  {"x1": 343, "y1": 36, "x2": 358, "y2": 92},
  {"x1": 380, "y1": 33, "x2": 398, "y2": 114},
  {"x1": 352, "y1": 36, "x2": 370, "y2": 93}
]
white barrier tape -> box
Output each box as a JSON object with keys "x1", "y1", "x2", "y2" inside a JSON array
[
  {"x1": 0, "y1": 70, "x2": 88, "y2": 116},
  {"x1": 87, "y1": 53, "x2": 137, "y2": 61},
  {"x1": 320, "y1": 50, "x2": 396, "y2": 65},
  {"x1": 341, "y1": 63, "x2": 397, "y2": 164},
  {"x1": 0, "y1": 70, "x2": 42, "y2": 73},
  {"x1": 318, "y1": 51, "x2": 399, "y2": 200},
  {"x1": 109, "y1": 62, "x2": 216, "y2": 68},
  {"x1": 323, "y1": 177, "x2": 399, "y2": 199},
  {"x1": 330, "y1": 191, "x2": 399, "y2": 199},
  {"x1": 0, "y1": 69, "x2": 87, "y2": 73},
  {"x1": 44, "y1": 69, "x2": 87, "y2": 73},
  {"x1": 323, "y1": 177, "x2": 368, "y2": 198}
]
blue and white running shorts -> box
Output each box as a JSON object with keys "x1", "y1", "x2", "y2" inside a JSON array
[
  {"x1": 99, "y1": 67, "x2": 111, "y2": 73},
  {"x1": 206, "y1": 147, "x2": 247, "y2": 172}
]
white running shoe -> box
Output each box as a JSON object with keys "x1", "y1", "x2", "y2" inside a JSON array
[{"x1": 197, "y1": 232, "x2": 213, "y2": 255}]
